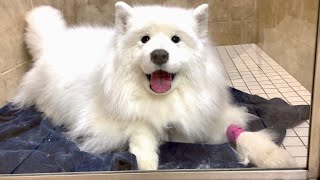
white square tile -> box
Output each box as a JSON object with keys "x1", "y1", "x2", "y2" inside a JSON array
[
  {"x1": 290, "y1": 101, "x2": 308, "y2": 105},
  {"x1": 294, "y1": 128, "x2": 309, "y2": 137},
  {"x1": 242, "y1": 90, "x2": 251, "y2": 94},
  {"x1": 232, "y1": 82, "x2": 246, "y2": 87},
  {"x1": 243, "y1": 77, "x2": 257, "y2": 82},
  {"x1": 300, "y1": 137, "x2": 309, "y2": 146},
  {"x1": 256, "y1": 77, "x2": 269, "y2": 81},
  {"x1": 230, "y1": 75, "x2": 242, "y2": 80},
  {"x1": 251, "y1": 70, "x2": 264, "y2": 74},
  {"x1": 282, "y1": 75, "x2": 294, "y2": 79},
  {"x1": 239, "y1": 71, "x2": 252, "y2": 76},
  {"x1": 264, "y1": 88, "x2": 279, "y2": 94},
  {"x1": 284, "y1": 78, "x2": 297, "y2": 83},
  {"x1": 286, "y1": 129, "x2": 297, "y2": 136},
  {"x1": 250, "y1": 89, "x2": 265, "y2": 94},
  {"x1": 259, "y1": 81, "x2": 273, "y2": 85},
  {"x1": 301, "y1": 95, "x2": 311, "y2": 102},
  {"x1": 272, "y1": 79, "x2": 286, "y2": 84},
  {"x1": 296, "y1": 121, "x2": 309, "y2": 128},
  {"x1": 286, "y1": 146, "x2": 308, "y2": 157},
  {"x1": 286, "y1": 96, "x2": 304, "y2": 102},
  {"x1": 231, "y1": 79, "x2": 244, "y2": 83},
  {"x1": 296, "y1": 90, "x2": 311, "y2": 96},
  {"x1": 228, "y1": 72, "x2": 240, "y2": 77},
  {"x1": 260, "y1": 84, "x2": 276, "y2": 89},
  {"x1": 247, "y1": 85, "x2": 262, "y2": 90},
  {"x1": 268, "y1": 76, "x2": 282, "y2": 80},
  {"x1": 266, "y1": 72, "x2": 278, "y2": 77},
  {"x1": 274, "y1": 83, "x2": 290, "y2": 88},
  {"x1": 283, "y1": 137, "x2": 304, "y2": 146},
  {"x1": 242, "y1": 74, "x2": 254, "y2": 79},
  {"x1": 256, "y1": 94, "x2": 269, "y2": 99},
  {"x1": 292, "y1": 86, "x2": 306, "y2": 91},
  {"x1": 295, "y1": 157, "x2": 307, "y2": 167},
  {"x1": 227, "y1": 69, "x2": 239, "y2": 73},
  {"x1": 238, "y1": 69, "x2": 250, "y2": 73},
  {"x1": 253, "y1": 73, "x2": 267, "y2": 78},
  {"x1": 282, "y1": 91, "x2": 299, "y2": 98},
  {"x1": 262, "y1": 69, "x2": 276, "y2": 73},
  {"x1": 267, "y1": 93, "x2": 283, "y2": 99},
  {"x1": 245, "y1": 81, "x2": 259, "y2": 86},
  {"x1": 288, "y1": 81, "x2": 302, "y2": 87},
  {"x1": 278, "y1": 71, "x2": 290, "y2": 76},
  {"x1": 278, "y1": 87, "x2": 294, "y2": 93}
]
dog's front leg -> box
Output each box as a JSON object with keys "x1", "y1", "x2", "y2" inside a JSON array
[{"x1": 129, "y1": 125, "x2": 159, "y2": 170}]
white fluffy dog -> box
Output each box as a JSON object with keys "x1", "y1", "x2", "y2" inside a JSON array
[{"x1": 14, "y1": 2, "x2": 296, "y2": 170}]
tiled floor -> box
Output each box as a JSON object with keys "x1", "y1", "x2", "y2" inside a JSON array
[{"x1": 216, "y1": 44, "x2": 311, "y2": 168}]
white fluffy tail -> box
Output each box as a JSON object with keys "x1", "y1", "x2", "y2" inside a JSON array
[
  {"x1": 25, "y1": 6, "x2": 66, "y2": 60},
  {"x1": 236, "y1": 130, "x2": 297, "y2": 168}
]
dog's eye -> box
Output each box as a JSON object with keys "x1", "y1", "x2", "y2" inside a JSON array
[
  {"x1": 171, "y1": 35, "x2": 180, "y2": 43},
  {"x1": 141, "y1": 36, "x2": 150, "y2": 43}
]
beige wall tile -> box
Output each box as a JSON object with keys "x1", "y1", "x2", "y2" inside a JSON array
[
  {"x1": 162, "y1": 0, "x2": 188, "y2": 7},
  {"x1": 0, "y1": 0, "x2": 32, "y2": 73},
  {"x1": 131, "y1": 0, "x2": 162, "y2": 6},
  {"x1": 0, "y1": 75, "x2": 7, "y2": 107},
  {"x1": 275, "y1": 0, "x2": 301, "y2": 39},
  {"x1": 229, "y1": 21, "x2": 241, "y2": 44},
  {"x1": 209, "y1": 0, "x2": 229, "y2": 22},
  {"x1": 241, "y1": 20, "x2": 257, "y2": 43},
  {"x1": 187, "y1": 0, "x2": 208, "y2": 8},
  {"x1": 0, "y1": 0, "x2": 32, "y2": 32},
  {"x1": 0, "y1": 28, "x2": 30, "y2": 73},
  {"x1": 209, "y1": 21, "x2": 241, "y2": 45},
  {"x1": 74, "y1": 0, "x2": 131, "y2": 26},
  {"x1": 295, "y1": 42, "x2": 315, "y2": 91},
  {"x1": 32, "y1": 0, "x2": 77, "y2": 25},
  {"x1": 298, "y1": 0, "x2": 318, "y2": 47},
  {"x1": 2, "y1": 63, "x2": 30, "y2": 101},
  {"x1": 230, "y1": 0, "x2": 257, "y2": 21}
]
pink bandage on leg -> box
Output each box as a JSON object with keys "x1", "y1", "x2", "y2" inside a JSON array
[{"x1": 227, "y1": 125, "x2": 245, "y2": 143}]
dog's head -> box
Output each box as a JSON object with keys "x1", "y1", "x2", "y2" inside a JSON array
[{"x1": 114, "y1": 2, "x2": 209, "y2": 95}]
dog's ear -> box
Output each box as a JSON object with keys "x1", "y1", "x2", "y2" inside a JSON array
[
  {"x1": 193, "y1": 4, "x2": 208, "y2": 38},
  {"x1": 115, "y1": 1, "x2": 132, "y2": 34}
]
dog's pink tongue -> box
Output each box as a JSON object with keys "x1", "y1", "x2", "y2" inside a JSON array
[{"x1": 150, "y1": 70, "x2": 172, "y2": 93}]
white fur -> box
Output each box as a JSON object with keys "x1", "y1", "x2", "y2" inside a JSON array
[{"x1": 13, "y1": 2, "x2": 296, "y2": 170}]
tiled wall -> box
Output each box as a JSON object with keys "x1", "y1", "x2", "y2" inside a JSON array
[
  {"x1": 0, "y1": 0, "x2": 258, "y2": 106},
  {"x1": 257, "y1": 0, "x2": 319, "y2": 91},
  {"x1": 0, "y1": 0, "x2": 317, "y2": 106},
  {"x1": 74, "y1": 0, "x2": 259, "y2": 45}
]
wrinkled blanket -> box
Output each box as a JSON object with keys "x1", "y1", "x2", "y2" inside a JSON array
[{"x1": 0, "y1": 88, "x2": 310, "y2": 174}]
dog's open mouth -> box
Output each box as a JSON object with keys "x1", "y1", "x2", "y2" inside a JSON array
[{"x1": 146, "y1": 70, "x2": 176, "y2": 94}]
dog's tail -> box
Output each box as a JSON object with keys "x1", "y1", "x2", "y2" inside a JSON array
[{"x1": 25, "y1": 6, "x2": 66, "y2": 60}]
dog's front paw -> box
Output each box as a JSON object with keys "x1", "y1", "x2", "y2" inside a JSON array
[
  {"x1": 135, "y1": 152, "x2": 158, "y2": 170},
  {"x1": 236, "y1": 131, "x2": 297, "y2": 168}
]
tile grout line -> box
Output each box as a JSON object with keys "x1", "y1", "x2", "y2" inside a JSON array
[
  {"x1": 215, "y1": 47, "x2": 234, "y2": 87},
  {"x1": 226, "y1": 45, "x2": 268, "y2": 95},
  {"x1": 245, "y1": 44, "x2": 309, "y2": 149},
  {"x1": 247, "y1": 44, "x2": 310, "y2": 105},
  {"x1": 223, "y1": 46, "x2": 252, "y2": 94}
]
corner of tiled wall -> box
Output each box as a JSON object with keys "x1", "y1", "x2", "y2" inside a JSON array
[{"x1": 257, "y1": 0, "x2": 318, "y2": 91}]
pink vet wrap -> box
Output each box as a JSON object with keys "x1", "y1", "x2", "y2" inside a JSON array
[{"x1": 227, "y1": 125, "x2": 245, "y2": 143}]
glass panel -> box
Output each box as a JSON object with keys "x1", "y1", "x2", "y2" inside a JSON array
[{"x1": 0, "y1": 0, "x2": 318, "y2": 175}]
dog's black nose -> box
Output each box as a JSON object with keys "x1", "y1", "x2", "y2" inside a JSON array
[{"x1": 151, "y1": 49, "x2": 169, "y2": 65}]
